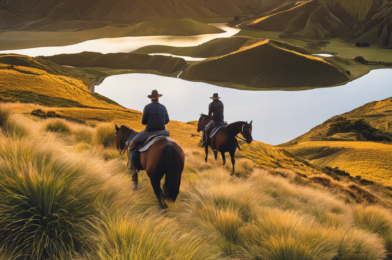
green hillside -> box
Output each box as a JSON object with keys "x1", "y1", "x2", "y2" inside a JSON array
[
  {"x1": 180, "y1": 40, "x2": 350, "y2": 89},
  {"x1": 135, "y1": 36, "x2": 262, "y2": 57},
  {"x1": 41, "y1": 52, "x2": 187, "y2": 74}
]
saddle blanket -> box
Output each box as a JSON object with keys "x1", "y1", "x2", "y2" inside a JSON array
[
  {"x1": 210, "y1": 125, "x2": 225, "y2": 139},
  {"x1": 139, "y1": 135, "x2": 169, "y2": 152}
]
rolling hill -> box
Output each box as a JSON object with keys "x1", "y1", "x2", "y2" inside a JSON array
[
  {"x1": 180, "y1": 39, "x2": 350, "y2": 89},
  {"x1": 245, "y1": 0, "x2": 392, "y2": 48},
  {"x1": 0, "y1": 0, "x2": 291, "y2": 31},
  {"x1": 282, "y1": 96, "x2": 392, "y2": 185},
  {"x1": 135, "y1": 36, "x2": 262, "y2": 57},
  {"x1": 41, "y1": 52, "x2": 188, "y2": 75}
]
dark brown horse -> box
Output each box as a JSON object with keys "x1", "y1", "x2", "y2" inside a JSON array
[
  {"x1": 197, "y1": 114, "x2": 253, "y2": 175},
  {"x1": 114, "y1": 125, "x2": 185, "y2": 208}
]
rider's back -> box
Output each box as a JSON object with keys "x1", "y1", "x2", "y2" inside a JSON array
[
  {"x1": 142, "y1": 101, "x2": 169, "y2": 131},
  {"x1": 209, "y1": 100, "x2": 224, "y2": 122}
]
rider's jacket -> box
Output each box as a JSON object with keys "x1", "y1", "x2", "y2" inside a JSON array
[
  {"x1": 208, "y1": 100, "x2": 224, "y2": 123},
  {"x1": 142, "y1": 101, "x2": 170, "y2": 131}
]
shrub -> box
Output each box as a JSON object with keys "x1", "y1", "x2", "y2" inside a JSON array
[{"x1": 45, "y1": 119, "x2": 71, "y2": 133}]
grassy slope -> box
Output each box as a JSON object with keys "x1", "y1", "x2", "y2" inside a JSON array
[
  {"x1": 282, "y1": 97, "x2": 392, "y2": 185},
  {"x1": 41, "y1": 52, "x2": 188, "y2": 75},
  {"x1": 134, "y1": 36, "x2": 262, "y2": 57},
  {"x1": 180, "y1": 39, "x2": 350, "y2": 89},
  {"x1": 2, "y1": 102, "x2": 392, "y2": 259},
  {"x1": 126, "y1": 18, "x2": 224, "y2": 36}
]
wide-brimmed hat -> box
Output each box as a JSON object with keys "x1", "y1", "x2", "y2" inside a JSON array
[
  {"x1": 148, "y1": 90, "x2": 163, "y2": 99},
  {"x1": 210, "y1": 93, "x2": 221, "y2": 100}
]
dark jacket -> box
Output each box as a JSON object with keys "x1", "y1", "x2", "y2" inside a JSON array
[
  {"x1": 142, "y1": 101, "x2": 170, "y2": 131},
  {"x1": 208, "y1": 100, "x2": 224, "y2": 123}
]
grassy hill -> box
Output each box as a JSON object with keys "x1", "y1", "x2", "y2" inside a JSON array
[
  {"x1": 0, "y1": 0, "x2": 291, "y2": 31},
  {"x1": 282, "y1": 96, "x2": 392, "y2": 185},
  {"x1": 125, "y1": 18, "x2": 224, "y2": 36},
  {"x1": 2, "y1": 101, "x2": 392, "y2": 259},
  {"x1": 180, "y1": 39, "x2": 350, "y2": 90},
  {"x1": 41, "y1": 52, "x2": 188, "y2": 75},
  {"x1": 243, "y1": 0, "x2": 392, "y2": 49},
  {"x1": 135, "y1": 36, "x2": 262, "y2": 57}
]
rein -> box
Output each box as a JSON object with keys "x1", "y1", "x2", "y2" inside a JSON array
[
  {"x1": 116, "y1": 132, "x2": 128, "y2": 156},
  {"x1": 236, "y1": 123, "x2": 247, "y2": 142}
]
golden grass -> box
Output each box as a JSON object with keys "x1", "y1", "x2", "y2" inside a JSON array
[
  {"x1": 285, "y1": 141, "x2": 392, "y2": 185},
  {"x1": 0, "y1": 106, "x2": 391, "y2": 259}
]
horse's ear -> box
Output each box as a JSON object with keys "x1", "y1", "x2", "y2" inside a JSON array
[
  {"x1": 250, "y1": 121, "x2": 253, "y2": 125},
  {"x1": 115, "y1": 124, "x2": 119, "y2": 132}
]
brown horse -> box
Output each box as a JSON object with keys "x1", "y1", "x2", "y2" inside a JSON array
[
  {"x1": 197, "y1": 114, "x2": 253, "y2": 175},
  {"x1": 114, "y1": 125, "x2": 185, "y2": 209}
]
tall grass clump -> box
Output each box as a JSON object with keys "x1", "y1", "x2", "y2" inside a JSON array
[
  {"x1": 0, "y1": 106, "x2": 28, "y2": 138},
  {"x1": 95, "y1": 212, "x2": 218, "y2": 260},
  {"x1": 73, "y1": 126, "x2": 93, "y2": 143},
  {"x1": 45, "y1": 118, "x2": 71, "y2": 133},
  {"x1": 95, "y1": 123, "x2": 115, "y2": 147},
  {"x1": 0, "y1": 138, "x2": 101, "y2": 259}
]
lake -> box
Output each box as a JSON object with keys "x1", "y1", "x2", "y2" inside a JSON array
[
  {"x1": 95, "y1": 70, "x2": 392, "y2": 145},
  {"x1": 0, "y1": 24, "x2": 239, "y2": 57}
]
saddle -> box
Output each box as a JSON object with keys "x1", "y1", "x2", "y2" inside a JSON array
[
  {"x1": 210, "y1": 122, "x2": 227, "y2": 139},
  {"x1": 131, "y1": 130, "x2": 170, "y2": 171}
]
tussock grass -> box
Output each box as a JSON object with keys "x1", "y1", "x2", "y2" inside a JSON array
[
  {"x1": 0, "y1": 105, "x2": 28, "y2": 139},
  {"x1": 0, "y1": 110, "x2": 391, "y2": 259},
  {"x1": 95, "y1": 123, "x2": 115, "y2": 147},
  {"x1": 45, "y1": 118, "x2": 72, "y2": 133}
]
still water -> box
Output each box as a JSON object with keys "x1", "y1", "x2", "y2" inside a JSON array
[
  {"x1": 0, "y1": 24, "x2": 239, "y2": 57},
  {"x1": 95, "y1": 70, "x2": 392, "y2": 145}
]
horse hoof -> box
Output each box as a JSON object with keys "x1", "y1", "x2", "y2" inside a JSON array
[
  {"x1": 230, "y1": 172, "x2": 235, "y2": 176},
  {"x1": 205, "y1": 158, "x2": 207, "y2": 162},
  {"x1": 159, "y1": 201, "x2": 168, "y2": 209}
]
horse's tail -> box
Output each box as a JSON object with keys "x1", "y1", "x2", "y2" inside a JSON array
[{"x1": 156, "y1": 144, "x2": 184, "y2": 203}]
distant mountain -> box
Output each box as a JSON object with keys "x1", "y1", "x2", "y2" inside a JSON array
[
  {"x1": 0, "y1": 0, "x2": 290, "y2": 30},
  {"x1": 246, "y1": 0, "x2": 392, "y2": 48}
]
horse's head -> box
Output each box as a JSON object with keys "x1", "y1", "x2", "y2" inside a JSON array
[
  {"x1": 241, "y1": 121, "x2": 253, "y2": 144},
  {"x1": 114, "y1": 124, "x2": 126, "y2": 153},
  {"x1": 197, "y1": 113, "x2": 211, "y2": 132}
]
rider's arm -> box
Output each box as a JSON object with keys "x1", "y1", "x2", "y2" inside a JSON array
[
  {"x1": 165, "y1": 109, "x2": 170, "y2": 125},
  {"x1": 208, "y1": 103, "x2": 213, "y2": 118},
  {"x1": 142, "y1": 107, "x2": 149, "y2": 125}
]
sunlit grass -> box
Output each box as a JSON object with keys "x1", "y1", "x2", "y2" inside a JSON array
[{"x1": 0, "y1": 104, "x2": 391, "y2": 259}]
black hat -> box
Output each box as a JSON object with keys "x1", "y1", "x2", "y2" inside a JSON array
[
  {"x1": 210, "y1": 93, "x2": 221, "y2": 100},
  {"x1": 148, "y1": 90, "x2": 163, "y2": 99}
]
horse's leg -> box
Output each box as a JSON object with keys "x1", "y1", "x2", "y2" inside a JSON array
[
  {"x1": 230, "y1": 151, "x2": 235, "y2": 176},
  {"x1": 205, "y1": 142, "x2": 209, "y2": 162},
  {"x1": 214, "y1": 150, "x2": 218, "y2": 161},
  {"x1": 150, "y1": 176, "x2": 167, "y2": 209},
  {"x1": 221, "y1": 152, "x2": 226, "y2": 165},
  {"x1": 132, "y1": 170, "x2": 138, "y2": 191}
]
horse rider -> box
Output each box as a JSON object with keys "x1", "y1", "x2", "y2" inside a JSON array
[
  {"x1": 128, "y1": 90, "x2": 170, "y2": 167},
  {"x1": 201, "y1": 93, "x2": 224, "y2": 147}
]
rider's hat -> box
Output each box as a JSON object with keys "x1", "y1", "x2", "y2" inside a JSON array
[
  {"x1": 148, "y1": 90, "x2": 163, "y2": 99},
  {"x1": 210, "y1": 93, "x2": 221, "y2": 100}
]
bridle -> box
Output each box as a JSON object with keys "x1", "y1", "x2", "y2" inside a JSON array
[
  {"x1": 198, "y1": 115, "x2": 210, "y2": 131},
  {"x1": 237, "y1": 123, "x2": 252, "y2": 142}
]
